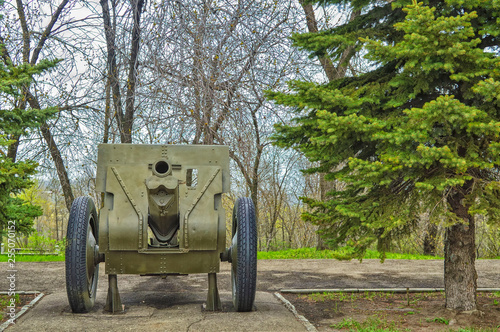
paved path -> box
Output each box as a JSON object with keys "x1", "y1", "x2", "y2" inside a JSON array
[{"x1": 1, "y1": 259, "x2": 499, "y2": 331}]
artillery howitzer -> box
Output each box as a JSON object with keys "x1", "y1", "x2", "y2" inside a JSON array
[{"x1": 65, "y1": 144, "x2": 257, "y2": 313}]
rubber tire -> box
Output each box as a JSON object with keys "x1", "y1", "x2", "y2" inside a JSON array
[
  {"x1": 65, "y1": 196, "x2": 99, "y2": 313},
  {"x1": 231, "y1": 197, "x2": 257, "y2": 312}
]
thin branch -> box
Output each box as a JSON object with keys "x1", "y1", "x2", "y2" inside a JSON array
[{"x1": 30, "y1": 0, "x2": 71, "y2": 65}]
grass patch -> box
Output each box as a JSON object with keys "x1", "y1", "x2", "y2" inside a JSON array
[
  {"x1": 332, "y1": 316, "x2": 405, "y2": 331},
  {"x1": 257, "y1": 247, "x2": 443, "y2": 260},
  {"x1": 301, "y1": 291, "x2": 430, "y2": 304},
  {"x1": 0, "y1": 294, "x2": 21, "y2": 321},
  {"x1": 426, "y1": 317, "x2": 449, "y2": 325},
  {"x1": 0, "y1": 294, "x2": 20, "y2": 308},
  {"x1": 0, "y1": 255, "x2": 64, "y2": 262}
]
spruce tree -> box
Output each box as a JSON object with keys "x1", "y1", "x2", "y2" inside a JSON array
[
  {"x1": 0, "y1": 52, "x2": 59, "y2": 234},
  {"x1": 268, "y1": 0, "x2": 500, "y2": 311}
]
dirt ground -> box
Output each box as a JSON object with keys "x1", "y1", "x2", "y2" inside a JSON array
[
  {"x1": 1, "y1": 259, "x2": 499, "y2": 331},
  {"x1": 283, "y1": 291, "x2": 500, "y2": 331}
]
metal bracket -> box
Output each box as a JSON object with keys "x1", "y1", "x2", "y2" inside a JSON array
[
  {"x1": 111, "y1": 167, "x2": 145, "y2": 249},
  {"x1": 183, "y1": 167, "x2": 220, "y2": 248},
  {"x1": 206, "y1": 273, "x2": 222, "y2": 311},
  {"x1": 104, "y1": 274, "x2": 124, "y2": 313}
]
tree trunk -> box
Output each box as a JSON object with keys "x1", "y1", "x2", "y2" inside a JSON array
[
  {"x1": 40, "y1": 124, "x2": 75, "y2": 212},
  {"x1": 7, "y1": 135, "x2": 21, "y2": 162},
  {"x1": 54, "y1": 196, "x2": 59, "y2": 241},
  {"x1": 101, "y1": 0, "x2": 123, "y2": 141},
  {"x1": 377, "y1": 232, "x2": 392, "y2": 253},
  {"x1": 316, "y1": 172, "x2": 331, "y2": 250},
  {"x1": 423, "y1": 222, "x2": 438, "y2": 256},
  {"x1": 21, "y1": 88, "x2": 75, "y2": 212},
  {"x1": 300, "y1": 2, "x2": 359, "y2": 81},
  {"x1": 122, "y1": 0, "x2": 145, "y2": 143},
  {"x1": 316, "y1": 233, "x2": 327, "y2": 250},
  {"x1": 250, "y1": 166, "x2": 260, "y2": 247},
  {"x1": 103, "y1": 75, "x2": 112, "y2": 144},
  {"x1": 444, "y1": 185, "x2": 477, "y2": 311}
]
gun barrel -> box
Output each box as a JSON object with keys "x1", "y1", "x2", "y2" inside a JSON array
[{"x1": 146, "y1": 161, "x2": 180, "y2": 245}]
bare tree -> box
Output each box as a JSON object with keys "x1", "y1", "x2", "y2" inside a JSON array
[
  {"x1": 1, "y1": 0, "x2": 77, "y2": 210},
  {"x1": 133, "y1": 0, "x2": 309, "y2": 225},
  {"x1": 101, "y1": 0, "x2": 145, "y2": 143}
]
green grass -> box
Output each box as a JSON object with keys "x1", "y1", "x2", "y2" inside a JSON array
[
  {"x1": 257, "y1": 247, "x2": 443, "y2": 260},
  {"x1": 0, "y1": 293, "x2": 21, "y2": 321},
  {"x1": 2, "y1": 247, "x2": 492, "y2": 261},
  {"x1": 0, "y1": 294, "x2": 20, "y2": 308},
  {"x1": 0, "y1": 255, "x2": 65, "y2": 262},
  {"x1": 302, "y1": 291, "x2": 401, "y2": 304},
  {"x1": 333, "y1": 316, "x2": 405, "y2": 331},
  {"x1": 426, "y1": 317, "x2": 449, "y2": 325}
]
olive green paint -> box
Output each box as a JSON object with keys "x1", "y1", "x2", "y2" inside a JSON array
[{"x1": 95, "y1": 144, "x2": 230, "y2": 275}]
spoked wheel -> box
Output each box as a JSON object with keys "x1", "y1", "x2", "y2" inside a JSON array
[
  {"x1": 65, "y1": 196, "x2": 100, "y2": 313},
  {"x1": 230, "y1": 197, "x2": 257, "y2": 312}
]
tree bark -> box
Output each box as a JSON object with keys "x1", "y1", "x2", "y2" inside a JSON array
[
  {"x1": 101, "y1": 0, "x2": 123, "y2": 142},
  {"x1": 300, "y1": 2, "x2": 336, "y2": 81},
  {"x1": 24, "y1": 90, "x2": 75, "y2": 212},
  {"x1": 103, "y1": 75, "x2": 112, "y2": 144},
  {"x1": 423, "y1": 222, "x2": 438, "y2": 256},
  {"x1": 39, "y1": 124, "x2": 74, "y2": 212},
  {"x1": 316, "y1": 173, "x2": 330, "y2": 250},
  {"x1": 29, "y1": 0, "x2": 70, "y2": 65},
  {"x1": 54, "y1": 195, "x2": 59, "y2": 241},
  {"x1": 377, "y1": 232, "x2": 392, "y2": 252},
  {"x1": 15, "y1": 0, "x2": 30, "y2": 63},
  {"x1": 6, "y1": 135, "x2": 21, "y2": 162},
  {"x1": 444, "y1": 184, "x2": 477, "y2": 311},
  {"x1": 122, "y1": 0, "x2": 145, "y2": 143},
  {"x1": 300, "y1": 2, "x2": 359, "y2": 81},
  {"x1": 316, "y1": 233, "x2": 327, "y2": 250}
]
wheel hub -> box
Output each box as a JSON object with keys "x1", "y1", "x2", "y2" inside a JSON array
[
  {"x1": 86, "y1": 225, "x2": 97, "y2": 287},
  {"x1": 230, "y1": 231, "x2": 238, "y2": 264}
]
